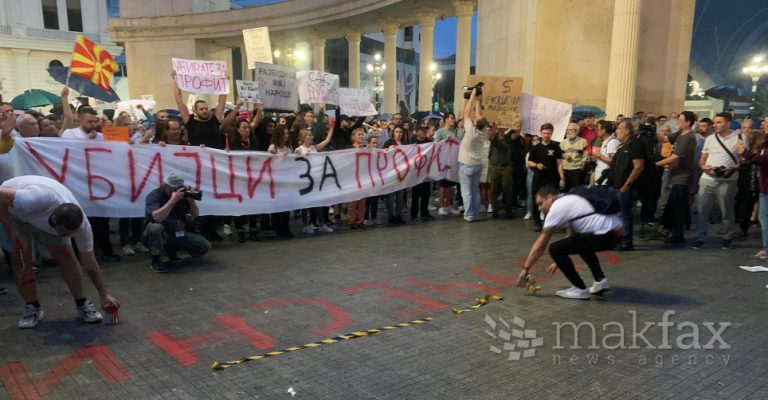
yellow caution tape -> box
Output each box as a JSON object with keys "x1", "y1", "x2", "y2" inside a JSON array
[
  {"x1": 211, "y1": 317, "x2": 434, "y2": 371},
  {"x1": 452, "y1": 294, "x2": 504, "y2": 315},
  {"x1": 526, "y1": 275, "x2": 542, "y2": 295}
]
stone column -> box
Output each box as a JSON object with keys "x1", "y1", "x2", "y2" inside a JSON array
[
  {"x1": 453, "y1": 0, "x2": 476, "y2": 112},
  {"x1": 12, "y1": 49, "x2": 31, "y2": 93},
  {"x1": 605, "y1": 0, "x2": 642, "y2": 119},
  {"x1": 381, "y1": 18, "x2": 400, "y2": 114},
  {"x1": 311, "y1": 34, "x2": 326, "y2": 72},
  {"x1": 417, "y1": 9, "x2": 437, "y2": 112},
  {"x1": 346, "y1": 26, "x2": 362, "y2": 88}
]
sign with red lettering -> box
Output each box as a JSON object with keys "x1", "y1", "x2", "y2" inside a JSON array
[
  {"x1": 8, "y1": 137, "x2": 459, "y2": 217},
  {"x1": 172, "y1": 58, "x2": 230, "y2": 95},
  {"x1": 297, "y1": 70, "x2": 339, "y2": 104}
]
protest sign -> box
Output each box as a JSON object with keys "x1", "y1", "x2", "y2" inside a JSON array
[
  {"x1": 8, "y1": 137, "x2": 461, "y2": 217},
  {"x1": 236, "y1": 80, "x2": 262, "y2": 103},
  {"x1": 465, "y1": 75, "x2": 523, "y2": 129},
  {"x1": 102, "y1": 126, "x2": 130, "y2": 142},
  {"x1": 255, "y1": 62, "x2": 298, "y2": 110},
  {"x1": 520, "y1": 93, "x2": 573, "y2": 141},
  {"x1": 116, "y1": 99, "x2": 156, "y2": 121},
  {"x1": 242, "y1": 27, "x2": 273, "y2": 67},
  {"x1": 171, "y1": 58, "x2": 230, "y2": 95},
  {"x1": 338, "y1": 88, "x2": 376, "y2": 116},
  {"x1": 297, "y1": 70, "x2": 339, "y2": 105}
]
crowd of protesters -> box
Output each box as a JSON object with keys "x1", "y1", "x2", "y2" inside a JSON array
[{"x1": 1, "y1": 80, "x2": 767, "y2": 320}]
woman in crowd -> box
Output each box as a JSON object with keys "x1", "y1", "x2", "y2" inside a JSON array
[
  {"x1": 229, "y1": 118, "x2": 262, "y2": 242},
  {"x1": 347, "y1": 128, "x2": 368, "y2": 228},
  {"x1": 295, "y1": 123, "x2": 335, "y2": 234},
  {"x1": 268, "y1": 125, "x2": 294, "y2": 238},
  {"x1": 384, "y1": 126, "x2": 408, "y2": 224}
]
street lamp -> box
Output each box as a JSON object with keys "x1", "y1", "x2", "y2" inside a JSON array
[
  {"x1": 366, "y1": 53, "x2": 386, "y2": 111},
  {"x1": 430, "y1": 62, "x2": 442, "y2": 111},
  {"x1": 742, "y1": 55, "x2": 768, "y2": 112}
]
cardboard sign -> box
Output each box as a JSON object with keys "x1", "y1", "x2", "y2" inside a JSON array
[
  {"x1": 297, "y1": 70, "x2": 340, "y2": 105},
  {"x1": 171, "y1": 58, "x2": 230, "y2": 95},
  {"x1": 338, "y1": 88, "x2": 376, "y2": 116},
  {"x1": 236, "y1": 80, "x2": 262, "y2": 103},
  {"x1": 242, "y1": 27, "x2": 273, "y2": 67},
  {"x1": 102, "y1": 126, "x2": 130, "y2": 142},
  {"x1": 520, "y1": 93, "x2": 573, "y2": 140},
  {"x1": 465, "y1": 75, "x2": 523, "y2": 129},
  {"x1": 255, "y1": 62, "x2": 298, "y2": 111}
]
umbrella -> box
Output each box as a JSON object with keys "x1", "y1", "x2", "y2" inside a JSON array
[
  {"x1": 47, "y1": 66, "x2": 120, "y2": 103},
  {"x1": 412, "y1": 111, "x2": 443, "y2": 121},
  {"x1": 376, "y1": 113, "x2": 393, "y2": 121},
  {"x1": 11, "y1": 89, "x2": 60, "y2": 110},
  {"x1": 572, "y1": 104, "x2": 606, "y2": 120},
  {"x1": 704, "y1": 85, "x2": 750, "y2": 102}
]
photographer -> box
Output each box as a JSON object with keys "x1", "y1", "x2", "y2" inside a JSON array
[
  {"x1": 458, "y1": 84, "x2": 488, "y2": 222},
  {"x1": 144, "y1": 172, "x2": 210, "y2": 273}
]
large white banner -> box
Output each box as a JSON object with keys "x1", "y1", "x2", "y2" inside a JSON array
[
  {"x1": 8, "y1": 138, "x2": 460, "y2": 217},
  {"x1": 172, "y1": 58, "x2": 230, "y2": 95},
  {"x1": 338, "y1": 88, "x2": 376, "y2": 116},
  {"x1": 520, "y1": 93, "x2": 573, "y2": 141},
  {"x1": 242, "y1": 27, "x2": 273, "y2": 67},
  {"x1": 297, "y1": 70, "x2": 339, "y2": 105},
  {"x1": 255, "y1": 62, "x2": 298, "y2": 111}
]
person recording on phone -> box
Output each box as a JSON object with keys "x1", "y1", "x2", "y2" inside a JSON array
[{"x1": 143, "y1": 172, "x2": 210, "y2": 273}]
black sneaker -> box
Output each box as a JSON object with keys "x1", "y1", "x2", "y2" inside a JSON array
[
  {"x1": 721, "y1": 239, "x2": 733, "y2": 250},
  {"x1": 663, "y1": 236, "x2": 685, "y2": 245},
  {"x1": 691, "y1": 240, "x2": 705, "y2": 249},
  {"x1": 150, "y1": 258, "x2": 168, "y2": 273},
  {"x1": 101, "y1": 253, "x2": 121, "y2": 263},
  {"x1": 0, "y1": 287, "x2": 8, "y2": 295},
  {"x1": 237, "y1": 232, "x2": 247, "y2": 243}
]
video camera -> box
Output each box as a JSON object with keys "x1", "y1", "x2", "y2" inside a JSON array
[
  {"x1": 181, "y1": 187, "x2": 203, "y2": 201},
  {"x1": 463, "y1": 82, "x2": 484, "y2": 99}
]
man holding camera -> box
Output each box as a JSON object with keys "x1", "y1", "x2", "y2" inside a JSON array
[
  {"x1": 144, "y1": 172, "x2": 210, "y2": 273},
  {"x1": 458, "y1": 85, "x2": 488, "y2": 222},
  {"x1": 693, "y1": 112, "x2": 742, "y2": 250}
]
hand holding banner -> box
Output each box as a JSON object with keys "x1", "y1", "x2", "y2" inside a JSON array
[
  {"x1": 297, "y1": 70, "x2": 340, "y2": 105},
  {"x1": 520, "y1": 93, "x2": 573, "y2": 141},
  {"x1": 338, "y1": 88, "x2": 377, "y2": 116},
  {"x1": 172, "y1": 58, "x2": 230, "y2": 95},
  {"x1": 236, "y1": 80, "x2": 262, "y2": 103}
]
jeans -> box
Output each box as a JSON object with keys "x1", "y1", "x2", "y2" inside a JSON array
[
  {"x1": 619, "y1": 189, "x2": 636, "y2": 247},
  {"x1": 143, "y1": 223, "x2": 210, "y2": 258},
  {"x1": 696, "y1": 178, "x2": 737, "y2": 241},
  {"x1": 655, "y1": 170, "x2": 670, "y2": 220},
  {"x1": 386, "y1": 190, "x2": 404, "y2": 217},
  {"x1": 549, "y1": 232, "x2": 621, "y2": 289},
  {"x1": 760, "y1": 194, "x2": 768, "y2": 252},
  {"x1": 526, "y1": 169, "x2": 534, "y2": 215},
  {"x1": 459, "y1": 163, "x2": 483, "y2": 221}
]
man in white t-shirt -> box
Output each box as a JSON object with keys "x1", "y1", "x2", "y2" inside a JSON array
[
  {"x1": 516, "y1": 185, "x2": 622, "y2": 299},
  {"x1": 591, "y1": 120, "x2": 619, "y2": 185},
  {"x1": 0, "y1": 175, "x2": 119, "y2": 328},
  {"x1": 458, "y1": 86, "x2": 489, "y2": 222},
  {"x1": 61, "y1": 106, "x2": 104, "y2": 140}
]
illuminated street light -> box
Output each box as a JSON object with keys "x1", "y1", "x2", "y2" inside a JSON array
[{"x1": 743, "y1": 54, "x2": 768, "y2": 112}]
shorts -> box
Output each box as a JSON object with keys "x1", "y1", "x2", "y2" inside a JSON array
[
  {"x1": 438, "y1": 179, "x2": 456, "y2": 188},
  {"x1": 0, "y1": 218, "x2": 69, "y2": 252}
]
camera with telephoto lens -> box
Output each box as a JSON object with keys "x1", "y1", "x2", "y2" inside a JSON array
[
  {"x1": 182, "y1": 187, "x2": 203, "y2": 201},
  {"x1": 463, "y1": 82, "x2": 484, "y2": 99},
  {"x1": 713, "y1": 166, "x2": 727, "y2": 178}
]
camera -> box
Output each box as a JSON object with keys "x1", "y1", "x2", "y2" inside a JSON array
[
  {"x1": 182, "y1": 188, "x2": 203, "y2": 201},
  {"x1": 463, "y1": 82, "x2": 484, "y2": 99},
  {"x1": 713, "y1": 166, "x2": 727, "y2": 178}
]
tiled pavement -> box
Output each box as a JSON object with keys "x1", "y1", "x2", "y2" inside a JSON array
[{"x1": 0, "y1": 213, "x2": 767, "y2": 399}]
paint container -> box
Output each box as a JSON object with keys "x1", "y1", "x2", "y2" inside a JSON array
[{"x1": 104, "y1": 304, "x2": 120, "y2": 325}]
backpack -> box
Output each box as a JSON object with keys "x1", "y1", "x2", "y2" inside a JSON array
[{"x1": 567, "y1": 186, "x2": 622, "y2": 222}]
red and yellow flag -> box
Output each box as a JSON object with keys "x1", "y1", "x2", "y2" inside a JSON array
[{"x1": 69, "y1": 35, "x2": 118, "y2": 93}]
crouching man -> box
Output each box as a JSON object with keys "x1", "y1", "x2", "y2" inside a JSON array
[
  {"x1": 0, "y1": 175, "x2": 119, "y2": 328},
  {"x1": 144, "y1": 172, "x2": 210, "y2": 273}
]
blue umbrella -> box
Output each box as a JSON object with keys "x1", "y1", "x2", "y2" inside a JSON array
[
  {"x1": 572, "y1": 104, "x2": 606, "y2": 120},
  {"x1": 376, "y1": 113, "x2": 393, "y2": 121},
  {"x1": 47, "y1": 66, "x2": 120, "y2": 103},
  {"x1": 11, "y1": 89, "x2": 60, "y2": 109},
  {"x1": 704, "y1": 85, "x2": 750, "y2": 102},
  {"x1": 411, "y1": 111, "x2": 443, "y2": 121}
]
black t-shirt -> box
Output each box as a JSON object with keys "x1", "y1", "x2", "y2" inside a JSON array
[
  {"x1": 607, "y1": 138, "x2": 646, "y2": 189},
  {"x1": 529, "y1": 141, "x2": 563, "y2": 186},
  {"x1": 669, "y1": 131, "x2": 696, "y2": 185},
  {"x1": 509, "y1": 135, "x2": 525, "y2": 166},
  {"x1": 186, "y1": 115, "x2": 222, "y2": 148}
]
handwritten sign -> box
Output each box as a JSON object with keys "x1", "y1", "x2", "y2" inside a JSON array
[
  {"x1": 255, "y1": 62, "x2": 298, "y2": 111},
  {"x1": 338, "y1": 88, "x2": 376, "y2": 116},
  {"x1": 297, "y1": 70, "x2": 339, "y2": 105},
  {"x1": 466, "y1": 75, "x2": 522, "y2": 129},
  {"x1": 116, "y1": 99, "x2": 156, "y2": 121},
  {"x1": 171, "y1": 58, "x2": 230, "y2": 95},
  {"x1": 102, "y1": 126, "x2": 130, "y2": 142},
  {"x1": 520, "y1": 93, "x2": 573, "y2": 140},
  {"x1": 236, "y1": 80, "x2": 262, "y2": 103},
  {"x1": 242, "y1": 27, "x2": 273, "y2": 67}
]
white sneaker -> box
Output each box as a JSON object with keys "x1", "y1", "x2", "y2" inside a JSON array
[
  {"x1": 121, "y1": 245, "x2": 135, "y2": 256},
  {"x1": 555, "y1": 286, "x2": 590, "y2": 300},
  {"x1": 222, "y1": 224, "x2": 232, "y2": 237},
  {"x1": 589, "y1": 279, "x2": 610, "y2": 294},
  {"x1": 428, "y1": 204, "x2": 438, "y2": 211},
  {"x1": 18, "y1": 305, "x2": 43, "y2": 329},
  {"x1": 487, "y1": 204, "x2": 494, "y2": 213},
  {"x1": 524, "y1": 212, "x2": 532, "y2": 220},
  {"x1": 303, "y1": 226, "x2": 314, "y2": 234},
  {"x1": 449, "y1": 206, "x2": 461, "y2": 215},
  {"x1": 438, "y1": 207, "x2": 449, "y2": 216},
  {"x1": 458, "y1": 205, "x2": 464, "y2": 212},
  {"x1": 76, "y1": 300, "x2": 103, "y2": 323},
  {"x1": 319, "y1": 224, "x2": 334, "y2": 233},
  {"x1": 133, "y1": 242, "x2": 149, "y2": 253}
]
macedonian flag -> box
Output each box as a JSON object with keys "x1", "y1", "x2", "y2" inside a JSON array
[{"x1": 69, "y1": 35, "x2": 118, "y2": 93}]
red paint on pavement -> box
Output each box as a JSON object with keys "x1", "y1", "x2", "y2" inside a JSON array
[
  {"x1": 341, "y1": 281, "x2": 449, "y2": 317},
  {"x1": 402, "y1": 278, "x2": 500, "y2": 299},
  {"x1": 253, "y1": 297, "x2": 351, "y2": 337}
]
